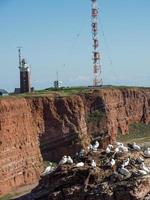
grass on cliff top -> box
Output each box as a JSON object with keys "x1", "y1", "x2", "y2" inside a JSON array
[
  {"x1": 8, "y1": 87, "x2": 90, "y2": 98},
  {"x1": 33, "y1": 87, "x2": 91, "y2": 96},
  {"x1": 1, "y1": 85, "x2": 150, "y2": 99},
  {"x1": 117, "y1": 123, "x2": 150, "y2": 145}
]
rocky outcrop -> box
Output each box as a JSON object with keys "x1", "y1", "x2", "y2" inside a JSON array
[
  {"x1": 0, "y1": 88, "x2": 150, "y2": 196},
  {"x1": 15, "y1": 147, "x2": 150, "y2": 200}
]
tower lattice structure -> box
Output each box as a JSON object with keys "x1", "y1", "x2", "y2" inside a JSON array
[{"x1": 91, "y1": 0, "x2": 102, "y2": 86}]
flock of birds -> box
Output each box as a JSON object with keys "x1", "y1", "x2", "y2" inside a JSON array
[
  {"x1": 103, "y1": 142, "x2": 150, "y2": 177},
  {"x1": 42, "y1": 140, "x2": 150, "y2": 179}
]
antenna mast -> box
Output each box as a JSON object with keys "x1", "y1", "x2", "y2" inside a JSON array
[
  {"x1": 17, "y1": 46, "x2": 22, "y2": 68},
  {"x1": 91, "y1": 0, "x2": 102, "y2": 86}
]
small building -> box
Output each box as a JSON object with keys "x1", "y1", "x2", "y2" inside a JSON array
[
  {"x1": 54, "y1": 80, "x2": 62, "y2": 89},
  {"x1": 14, "y1": 88, "x2": 20, "y2": 94},
  {"x1": 0, "y1": 89, "x2": 9, "y2": 96},
  {"x1": 14, "y1": 87, "x2": 34, "y2": 94}
]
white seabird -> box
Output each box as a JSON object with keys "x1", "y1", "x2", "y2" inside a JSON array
[
  {"x1": 122, "y1": 157, "x2": 130, "y2": 168},
  {"x1": 110, "y1": 158, "x2": 115, "y2": 167},
  {"x1": 138, "y1": 170, "x2": 148, "y2": 176},
  {"x1": 114, "y1": 147, "x2": 120, "y2": 154},
  {"x1": 79, "y1": 149, "x2": 85, "y2": 158},
  {"x1": 42, "y1": 166, "x2": 52, "y2": 176},
  {"x1": 87, "y1": 144, "x2": 93, "y2": 151},
  {"x1": 119, "y1": 144, "x2": 128, "y2": 153},
  {"x1": 137, "y1": 156, "x2": 144, "y2": 164},
  {"x1": 106, "y1": 147, "x2": 111, "y2": 154},
  {"x1": 118, "y1": 166, "x2": 131, "y2": 177},
  {"x1": 132, "y1": 142, "x2": 141, "y2": 151},
  {"x1": 93, "y1": 141, "x2": 99, "y2": 149},
  {"x1": 108, "y1": 144, "x2": 113, "y2": 149},
  {"x1": 91, "y1": 160, "x2": 96, "y2": 168},
  {"x1": 144, "y1": 147, "x2": 150, "y2": 158},
  {"x1": 114, "y1": 142, "x2": 123, "y2": 147},
  {"x1": 92, "y1": 141, "x2": 99, "y2": 152},
  {"x1": 76, "y1": 162, "x2": 84, "y2": 167},
  {"x1": 59, "y1": 155, "x2": 68, "y2": 165},
  {"x1": 67, "y1": 156, "x2": 73, "y2": 164},
  {"x1": 140, "y1": 163, "x2": 150, "y2": 173}
]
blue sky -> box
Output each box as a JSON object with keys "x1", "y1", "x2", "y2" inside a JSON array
[{"x1": 0, "y1": 0, "x2": 150, "y2": 91}]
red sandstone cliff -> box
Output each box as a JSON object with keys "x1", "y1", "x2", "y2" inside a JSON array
[
  {"x1": 99, "y1": 88, "x2": 150, "y2": 139},
  {"x1": 0, "y1": 88, "x2": 150, "y2": 196},
  {"x1": 0, "y1": 99, "x2": 43, "y2": 195}
]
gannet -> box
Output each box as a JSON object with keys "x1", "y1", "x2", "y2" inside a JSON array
[
  {"x1": 79, "y1": 149, "x2": 85, "y2": 158},
  {"x1": 144, "y1": 147, "x2": 150, "y2": 158},
  {"x1": 140, "y1": 163, "x2": 150, "y2": 173},
  {"x1": 108, "y1": 144, "x2": 113, "y2": 149},
  {"x1": 137, "y1": 157, "x2": 144, "y2": 164},
  {"x1": 118, "y1": 166, "x2": 130, "y2": 177},
  {"x1": 122, "y1": 157, "x2": 130, "y2": 168},
  {"x1": 119, "y1": 144, "x2": 128, "y2": 153},
  {"x1": 114, "y1": 147, "x2": 120, "y2": 153},
  {"x1": 76, "y1": 162, "x2": 84, "y2": 167},
  {"x1": 42, "y1": 166, "x2": 52, "y2": 176},
  {"x1": 91, "y1": 160, "x2": 96, "y2": 168},
  {"x1": 106, "y1": 147, "x2": 111, "y2": 154},
  {"x1": 67, "y1": 156, "x2": 73, "y2": 164},
  {"x1": 114, "y1": 142, "x2": 123, "y2": 146},
  {"x1": 138, "y1": 170, "x2": 148, "y2": 176},
  {"x1": 132, "y1": 142, "x2": 141, "y2": 151},
  {"x1": 93, "y1": 141, "x2": 99, "y2": 149},
  {"x1": 87, "y1": 144, "x2": 93, "y2": 151},
  {"x1": 59, "y1": 155, "x2": 68, "y2": 165},
  {"x1": 110, "y1": 158, "x2": 115, "y2": 166}
]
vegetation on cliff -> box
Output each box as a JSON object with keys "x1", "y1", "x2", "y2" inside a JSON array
[{"x1": 117, "y1": 123, "x2": 150, "y2": 145}]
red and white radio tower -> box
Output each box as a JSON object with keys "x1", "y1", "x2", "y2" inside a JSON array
[{"x1": 91, "y1": 0, "x2": 102, "y2": 87}]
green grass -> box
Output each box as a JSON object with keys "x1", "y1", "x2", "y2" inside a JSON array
[
  {"x1": 3, "y1": 87, "x2": 90, "y2": 98},
  {"x1": 87, "y1": 110, "x2": 106, "y2": 122},
  {"x1": 117, "y1": 123, "x2": 150, "y2": 145},
  {"x1": 1, "y1": 85, "x2": 150, "y2": 99},
  {"x1": 43, "y1": 161, "x2": 57, "y2": 168},
  {"x1": 102, "y1": 85, "x2": 150, "y2": 90},
  {"x1": 35, "y1": 87, "x2": 89, "y2": 96},
  {"x1": 0, "y1": 195, "x2": 12, "y2": 200}
]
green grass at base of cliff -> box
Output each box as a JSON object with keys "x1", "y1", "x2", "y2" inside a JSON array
[{"x1": 117, "y1": 123, "x2": 150, "y2": 145}]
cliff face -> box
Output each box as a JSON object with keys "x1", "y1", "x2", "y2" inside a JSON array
[
  {"x1": 100, "y1": 88, "x2": 150, "y2": 139},
  {"x1": 0, "y1": 99, "x2": 43, "y2": 195},
  {"x1": 0, "y1": 88, "x2": 150, "y2": 196},
  {"x1": 27, "y1": 96, "x2": 90, "y2": 161},
  {"x1": 0, "y1": 96, "x2": 90, "y2": 196}
]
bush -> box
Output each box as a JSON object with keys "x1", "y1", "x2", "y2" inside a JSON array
[{"x1": 87, "y1": 110, "x2": 105, "y2": 122}]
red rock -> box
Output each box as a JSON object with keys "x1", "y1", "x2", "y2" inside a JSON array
[{"x1": 0, "y1": 88, "x2": 150, "y2": 195}]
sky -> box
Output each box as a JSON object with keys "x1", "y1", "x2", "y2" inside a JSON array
[{"x1": 0, "y1": 0, "x2": 150, "y2": 92}]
